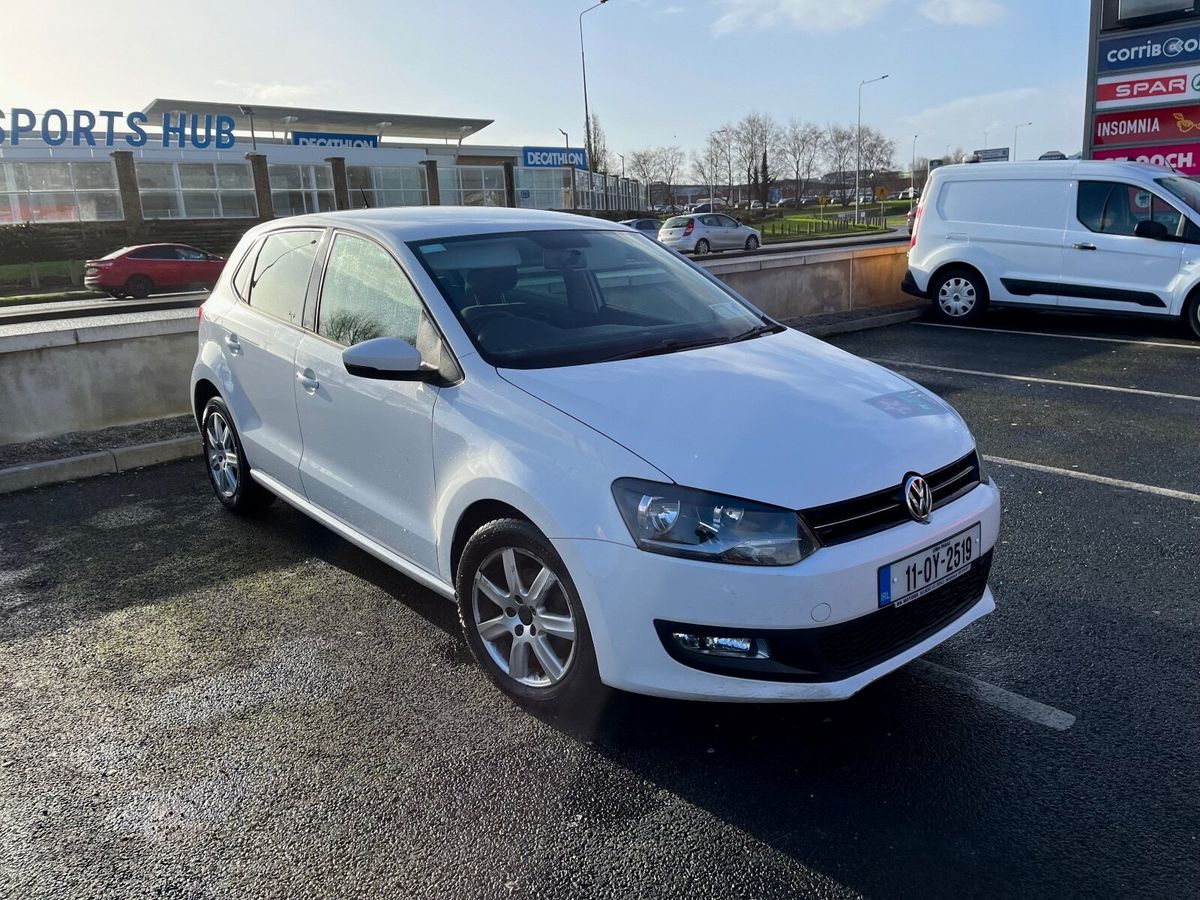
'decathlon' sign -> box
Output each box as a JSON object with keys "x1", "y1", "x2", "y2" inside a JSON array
[
  {"x1": 521, "y1": 146, "x2": 589, "y2": 170},
  {"x1": 0, "y1": 108, "x2": 237, "y2": 149},
  {"x1": 291, "y1": 131, "x2": 378, "y2": 148}
]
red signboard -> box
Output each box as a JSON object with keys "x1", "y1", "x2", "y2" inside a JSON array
[
  {"x1": 1094, "y1": 103, "x2": 1200, "y2": 147},
  {"x1": 1092, "y1": 141, "x2": 1200, "y2": 173}
]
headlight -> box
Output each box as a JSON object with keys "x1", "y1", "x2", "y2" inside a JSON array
[{"x1": 612, "y1": 478, "x2": 818, "y2": 566}]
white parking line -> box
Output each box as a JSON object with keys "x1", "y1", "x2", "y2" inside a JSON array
[
  {"x1": 911, "y1": 660, "x2": 1076, "y2": 732},
  {"x1": 871, "y1": 358, "x2": 1200, "y2": 402},
  {"x1": 915, "y1": 321, "x2": 1199, "y2": 350},
  {"x1": 983, "y1": 456, "x2": 1200, "y2": 503}
]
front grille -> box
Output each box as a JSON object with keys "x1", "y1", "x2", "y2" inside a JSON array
[
  {"x1": 801, "y1": 451, "x2": 982, "y2": 546},
  {"x1": 653, "y1": 550, "x2": 993, "y2": 683}
]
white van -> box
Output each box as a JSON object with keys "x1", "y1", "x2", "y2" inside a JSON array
[{"x1": 903, "y1": 160, "x2": 1200, "y2": 338}]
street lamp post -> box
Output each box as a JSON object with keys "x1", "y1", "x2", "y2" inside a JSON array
[
  {"x1": 857, "y1": 74, "x2": 888, "y2": 223},
  {"x1": 1014, "y1": 121, "x2": 1032, "y2": 161},
  {"x1": 579, "y1": 0, "x2": 608, "y2": 176},
  {"x1": 559, "y1": 128, "x2": 575, "y2": 210},
  {"x1": 911, "y1": 134, "x2": 919, "y2": 211}
]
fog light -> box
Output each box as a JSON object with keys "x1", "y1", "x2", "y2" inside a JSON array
[{"x1": 672, "y1": 632, "x2": 757, "y2": 657}]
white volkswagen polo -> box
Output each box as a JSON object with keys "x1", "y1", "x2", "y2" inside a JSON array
[{"x1": 191, "y1": 207, "x2": 1000, "y2": 712}]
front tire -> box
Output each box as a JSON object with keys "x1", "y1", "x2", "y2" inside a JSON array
[
  {"x1": 200, "y1": 397, "x2": 275, "y2": 515},
  {"x1": 456, "y1": 518, "x2": 605, "y2": 716},
  {"x1": 745, "y1": 235, "x2": 760, "y2": 251},
  {"x1": 931, "y1": 268, "x2": 988, "y2": 324}
]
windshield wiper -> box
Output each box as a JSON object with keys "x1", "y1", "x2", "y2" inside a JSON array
[{"x1": 600, "y1": 322, "x2": 782, "y2": 363}]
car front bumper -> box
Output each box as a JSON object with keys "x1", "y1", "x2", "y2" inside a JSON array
[{"x1": 553, "y1": 478, "x2": 1001, "y2": 702}]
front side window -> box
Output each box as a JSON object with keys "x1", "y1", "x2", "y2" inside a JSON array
[
  {"x1": 317, "y1": 233, "x2": 424, "y2": 347},
  {"x1": 411, "y1": 229, "x2": 770, "y2": 369},
  {"x1": 1077, "y1": 181, "x2": 1189, "y2": 237},
  {"x1": 248, "y1": 230, "x2": 321, "y2": 325}
]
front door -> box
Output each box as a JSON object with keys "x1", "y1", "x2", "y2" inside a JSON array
[
  {"x1": 293, "y1": 231, "x2": 441, "y2": 574},
  {"x1": 1061, "y1": 180, "x2": 1183, "y2": 315}
]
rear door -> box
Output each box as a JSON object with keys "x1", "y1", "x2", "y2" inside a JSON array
[
  {"x1": 292, "y1": 231, "x2": 443, "y2": 573},
  {"x1": 215, "y1": 228, "x2": 324, "y2": 494},
  {"x1": 1060, "y1": 180, "x2": 1184, "y2": 315}
]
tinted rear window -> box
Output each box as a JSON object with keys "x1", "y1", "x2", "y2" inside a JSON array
[{"x1": 663, "y1": 217, "x2": 691, "y2": 228}]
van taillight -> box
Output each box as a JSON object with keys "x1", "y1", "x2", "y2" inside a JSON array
[
  {"x1": 910, "y1": 206, "x2": 923, "y2": 248},
  {"x1": 683, "y1": 219, "x2": 695, "y2": 236}
]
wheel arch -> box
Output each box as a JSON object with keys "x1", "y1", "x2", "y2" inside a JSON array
[
  {"x1": 929, "y1": 260, "x2": 989, "y2": 298},
  {"x1": 193, "y1": 378, "x2": 221, "y2": 428},
  {"x1": 449, "y1": 499, "x2": 533, "y2": 584}
]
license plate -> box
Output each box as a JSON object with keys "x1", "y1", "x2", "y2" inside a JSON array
[{"x1": 878, "y1": 523, "x2": 982, "y2": 608}]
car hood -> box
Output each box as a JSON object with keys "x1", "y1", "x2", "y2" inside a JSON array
[{"x1": 499, "y1": 329, "x2": 975, "y2": 509}]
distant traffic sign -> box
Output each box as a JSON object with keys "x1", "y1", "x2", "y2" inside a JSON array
[
  {"x1": 973, "y1": 147, "x2": 1011, "y2": 162},
  {"x1": 929, "y1": 158, "x2": 946, "y2": 170}
]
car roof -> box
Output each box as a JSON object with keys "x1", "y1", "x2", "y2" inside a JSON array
[
  {"x1": 931, "y1": 160, "x2": 1178, "y2": 182},
  {"x1": 245, "y1": 206, "x2": 629, "y2": 245}
]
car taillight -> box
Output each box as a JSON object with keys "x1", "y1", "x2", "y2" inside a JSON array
[
  {"x1": 910, "y1": 206, "x2": 923, "y2": 248},
  {"x1": 198, "y1": 306, "x2": 204, "y2": 325},
  {"x1": 683, "y1": 220, "x2": 694, "y2": 236},
  {"x1": 88, "y1": 261, "x2": 113, "y2": 268}
]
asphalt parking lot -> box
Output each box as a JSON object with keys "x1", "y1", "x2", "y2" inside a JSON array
[{"x1": 1, "y1": 307, "x2": 1197, "y2": 899}]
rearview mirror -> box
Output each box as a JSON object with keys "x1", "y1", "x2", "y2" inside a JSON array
[
  {"x1": 342, "y1": 336, "x2": 427, "y2": 380},
  {"x1": 1134, "y1": 219, "x2": 1169, "y2": 241}
]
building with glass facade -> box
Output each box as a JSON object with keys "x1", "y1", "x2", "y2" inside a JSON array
[{"x1": 0, "y1": 99, "x2": 647, "y2": 225}]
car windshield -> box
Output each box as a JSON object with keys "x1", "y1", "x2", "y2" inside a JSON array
[
  {"x1": 410, "y1": 229, "x2": 772, "y2": 369},
  {"x1": 662, "y1": 216, "x2": 691, "y2": 228},
  {"x1": 1156, "y1": 176, "x2": 1200, "y2": 216}
]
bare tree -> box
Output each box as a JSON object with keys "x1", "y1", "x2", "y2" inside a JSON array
[
  {"x1": 780, "y1": 119, "x2": 825, "y2": 203},
  {"x1": 825, "y1": 124, "x2": 856, "y2": 205},
  {"x1": 627, "y1": 148, "x2": 660, "y2": 207},
  {"x1": 691, "y1": 133, "x2": 724, "y2": 201},
  {"x1": 859, "y1": 126, "x2": 896, "y2": 195},
  {"x1": 588, "y1": 113, "x2": 610, "y2": 174},
  {"x1": 733, "y1": 112, "x2": 778, "y2": 207},
  {"x1": 657, "y1": 145, "x2": 686, "y2": 210}
]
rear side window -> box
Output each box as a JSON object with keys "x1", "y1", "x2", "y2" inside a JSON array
[
  {"x1": 248, "y1": 230, "x2": 320, "y2": 325},
  {"x1": 231, "y1": 240, "x2": 258, "y2": 300},
  {"x1": 317, "y1": 233, "x2": 424, "y2": 347},
  {"x1": 937, "y1": 179, "x2": 1070, "y2": 230}
]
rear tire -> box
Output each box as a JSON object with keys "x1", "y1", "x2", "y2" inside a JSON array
[
  {"x1": 930, "y1": 268, "x2": 988, "y2": 324},
  {"x1": 126, "y1": 275, "x2": 153, "y2": 300},
  {"x1": 200, "y1": 397, "x2": 275, "y2": 515},
  {"x1": 1184, "y1": 291, "x2": 1200, "y2": 340},
  {"x1": 694, "y1": 239, "x2": 710, "y2": 255},
  {"x1": 456, "y1": 518, "x2": 606, "y2": 719}
]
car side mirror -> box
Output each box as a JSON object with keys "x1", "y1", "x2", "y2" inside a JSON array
[
  {"x1": 342, "y1": 336, "x2": 429, "y2": 380},
  {"x1": 1134, "y1": 219, "x2": 1169, "y2": 241}
]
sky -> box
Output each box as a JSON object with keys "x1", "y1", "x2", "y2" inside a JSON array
[{"x1": 7, "y1": 0, "x2": 1090, "y2": 168}]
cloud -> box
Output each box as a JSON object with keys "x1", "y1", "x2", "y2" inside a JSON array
[
  {"x1": 213, "y1": 80, "x2": 334, "y2": 106},
  {"x1": 918, "y1": 0, "x2": 1005, "y2": 26},
  {"x1": 711, "y1": 0, "x2": 892, "y2": 36}
]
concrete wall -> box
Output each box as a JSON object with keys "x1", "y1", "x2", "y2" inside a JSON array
[
  {"x1": 0, "y1": 312, "x2": 198, "y2": 444},
  {"x1": 699, "y1": 243, "x2": 910, "y2": 323},
  {"x1": 0, "y1": 244, "x2": 912, "y2": 446}
]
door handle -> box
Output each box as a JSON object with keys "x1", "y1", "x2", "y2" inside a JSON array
[
  {"x1": 297, "y1": 368, "x2": 320, "y2": 393},
  {"x1": 224, "y1": 333, "x2": 241, "y2": 354},
  {"x1": 1072, "y1": 242, "x2": 1097, "y2": 251}
]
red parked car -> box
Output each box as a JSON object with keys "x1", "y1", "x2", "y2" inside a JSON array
[{"x1": 84, "y1": 244, "x2": 226, "y2": 299}]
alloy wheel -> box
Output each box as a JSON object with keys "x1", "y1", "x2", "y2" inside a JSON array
[
  {"x1": 471, "y1": 547, "x2": 577, "y2": 688},
  {"x1": 938, "y1": 277, "x2": 978, "y2": 318},
  {"x1": 204, "y1": 411, "x2": 241, "y2": 498}
]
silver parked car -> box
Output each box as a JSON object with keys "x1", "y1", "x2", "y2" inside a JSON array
[
  {"x1": 658, "y1": 214, "x2": 762, "y2": 255},
  {"x1": 619, "y1": 218, "x2": 663, "y2": 240}
]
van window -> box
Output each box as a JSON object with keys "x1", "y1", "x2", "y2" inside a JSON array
[
  {"x1": 937, "y1": 179, "x2": 1069, "y2": 230},
  {"x1": 248, "y1": 229, "x2": 321, "y2": 325},
  {"x1": 1077, "y1": 181, "x2": 1187, "y2": 237}
]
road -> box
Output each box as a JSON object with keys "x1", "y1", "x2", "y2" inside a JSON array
[{"x1": 1, "y1": 310, "x2": 1197, "y2": 898}]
